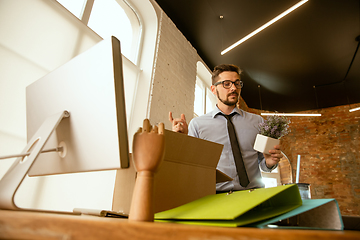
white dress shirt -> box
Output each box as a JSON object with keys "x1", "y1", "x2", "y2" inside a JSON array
[{"x1": 188, "y1": 106, "x2": 276, "y2": 191}]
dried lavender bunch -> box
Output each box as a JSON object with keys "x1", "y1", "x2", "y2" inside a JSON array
[{"x1": 258, "y1": 115, "x2": 290, "y2": 139}]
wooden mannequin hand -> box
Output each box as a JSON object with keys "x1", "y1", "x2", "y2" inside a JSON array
[
  {"x1": 132, "y1": 119, "x2": 165, "y2": 173},
  {"x1": 129, "y1": 119, "x2": 165, "y2": 222}
]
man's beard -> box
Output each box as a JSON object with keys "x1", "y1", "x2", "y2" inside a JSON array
[{"x1": 216, "y1": 89, "x2": 239, "y2": 107}]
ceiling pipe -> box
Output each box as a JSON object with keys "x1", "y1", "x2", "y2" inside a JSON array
[
  {"x1": 314, "y1": 35, "x2": 360, "y2": 109},
  {"x1": 314, "y1": 35, "x2": 360, "y2": 88}
]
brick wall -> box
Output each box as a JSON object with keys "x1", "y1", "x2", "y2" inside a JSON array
[{"x1": 283, "y1": 104, "x2": 360, "y2": 216}]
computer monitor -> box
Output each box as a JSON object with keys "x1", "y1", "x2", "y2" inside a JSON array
[{"x1": 0, "y1": 36, "x2": 130, "y2": 211}]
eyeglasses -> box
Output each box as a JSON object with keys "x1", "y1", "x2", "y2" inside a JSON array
[{"x1": 214, "y1": 80, "x2": 243, "y2": 89}]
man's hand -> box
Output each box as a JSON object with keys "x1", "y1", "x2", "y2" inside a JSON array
[
  {"x1": 264, "y1": 145, "x2": 283, "y2": 169},
  {"x1": 169, "y1": 112, "x2": 188, "y2": 134}
]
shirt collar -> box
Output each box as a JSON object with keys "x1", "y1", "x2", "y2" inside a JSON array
[{"x1": 212, "y1": 105, "x2": 244, "y2": 118}]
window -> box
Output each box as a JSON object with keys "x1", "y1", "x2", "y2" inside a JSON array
[
  {"x1": 206, "y1": 88, "x2": 216, "y2": 113},
  {"x1": 194, "y1": 78, "x2": 204, "y2": 117},
  {"x1": 195, "y1": 61, "x2": 217, "y2": 117},
  {"x1": 57, "y1": 0, "x2": 140, "y2": 63},
  {"x1": 56, "y1": 0, "x2": 86, "y2": 18},
  {"x1": 56, "y1": 0, "x2": 142, "y2": 127},
  {"x1": 88, "y1": 0, "x2": 140, "y2": 62}
]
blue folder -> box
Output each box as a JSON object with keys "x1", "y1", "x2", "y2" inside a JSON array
[{"x1": 249, "y1": 198, "x2": 343, "y2": 230}]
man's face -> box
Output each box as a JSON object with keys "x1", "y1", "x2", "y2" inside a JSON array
[{"x1": 211, "y1": 71, "x2": 241, "y2": 107}]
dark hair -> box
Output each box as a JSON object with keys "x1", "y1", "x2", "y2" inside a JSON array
[{"x1": 211, "y1": 64, "x2": 242, "y2": 85}]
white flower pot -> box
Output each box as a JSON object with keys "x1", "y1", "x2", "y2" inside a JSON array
[{"x1": 253, "y1": 134, "x2": 280, "y2": 154}]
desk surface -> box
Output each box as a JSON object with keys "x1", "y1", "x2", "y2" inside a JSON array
[{"x1": 0, "y1": 210, "x2": 359, "y2": 240}]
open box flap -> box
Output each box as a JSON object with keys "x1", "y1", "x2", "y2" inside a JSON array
[
  {"x1": 163, "y1": 130, "x2": 223, "y2": 168},
  {"x1": 216, "y1": 169, "x2": 232, "y2": 183}
]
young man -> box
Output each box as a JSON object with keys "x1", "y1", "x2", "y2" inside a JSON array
[{"x1": 169, "y1": 64, "x2": 283, "y2": 192}]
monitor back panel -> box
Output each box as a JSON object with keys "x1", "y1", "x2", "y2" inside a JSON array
[{"x1": 26, "y1": 37, "x2": 129, "y2": 176}]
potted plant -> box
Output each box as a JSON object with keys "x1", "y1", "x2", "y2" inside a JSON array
[{"x1": 253, "y1": 114, "x2": 290, "y2": 154}]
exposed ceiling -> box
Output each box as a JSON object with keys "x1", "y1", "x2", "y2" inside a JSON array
[{"x1": 154, "y1": 0, "x2": 360, "y2": 112}]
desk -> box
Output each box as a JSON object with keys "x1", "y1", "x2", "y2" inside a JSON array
[{"x1": 0, "y1": 210, "x2": 359, "y2": 240}]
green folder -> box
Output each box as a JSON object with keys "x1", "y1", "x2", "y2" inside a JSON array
[
  {"x1": 155, "y1": 184, "x2": 302, "y2": 227},
  {"x1": 249, "y1": 199, "x2": 343, "y2": 230}
]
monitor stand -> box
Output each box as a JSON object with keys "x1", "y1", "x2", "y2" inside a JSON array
[{"x1": 0, "y1": 110, "x2": 70, "y2": 212}]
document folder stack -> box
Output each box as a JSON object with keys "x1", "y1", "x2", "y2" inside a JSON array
[{"x1": 155, "y1": 184, "x2": 343, "y2": 230}]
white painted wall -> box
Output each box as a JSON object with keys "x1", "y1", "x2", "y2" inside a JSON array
[{"x1": 148, "y1": 2, "x2": 201, "y2": 128}]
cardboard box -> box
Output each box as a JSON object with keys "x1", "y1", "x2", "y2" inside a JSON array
[{"x1": 112, "y1": 130, "x2": 224, "y2": 214}]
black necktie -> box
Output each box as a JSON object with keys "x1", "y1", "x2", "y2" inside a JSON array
[{"x1": 221, "y1": 113, "x2": 249, "y2": 187}]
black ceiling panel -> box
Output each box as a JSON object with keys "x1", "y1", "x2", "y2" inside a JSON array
[{"x1": 155, "y1": 0, "x2": 360, "y2": 112}]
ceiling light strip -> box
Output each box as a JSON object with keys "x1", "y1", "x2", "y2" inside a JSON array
[
  {"x1": 349, "y1": 107, "x2": 360, "y2": 112},
  {"x1": 261, "y1": 113, "x2": 321, "y2": 117},
  {"x1": 221, "y1": 0, "x2": 308, "y2": 55}
]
